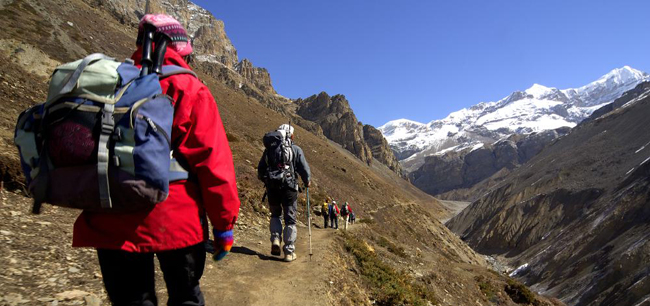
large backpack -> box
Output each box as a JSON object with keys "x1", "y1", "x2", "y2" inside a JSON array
[
  {"x1": 341, "y1": 204, "x2": 349, "y2": 215},
  {"x1": 14, "y1": 53, "x2": 196, "y2": 213},
  {"x1": 321, "y1": 202, "x2": 329, "y2": 215},
  {"x1": 262, "y1": 130, "x2": 296, "y2": 190}
]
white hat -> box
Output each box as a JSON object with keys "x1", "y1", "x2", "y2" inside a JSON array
[{"x1": 278, "y1": 124, "x2": 294, "y2": 137}]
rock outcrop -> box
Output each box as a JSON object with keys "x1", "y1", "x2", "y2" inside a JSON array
[
  {"x1": 410, "y1": 128, "x2": 570, "y2": 196},
  {"x1": 363, "y1": 125, "x2": 402, "y2": 175},
  {"x1": 294, "y1": 93, "x2": 404, "y2": 175},
  {"x1": 235, "y1": 59, "x2": 275, "y2": 94},
  {"x1": 84, "y1": 0, "x2": 240, "y2": 69},
  {"x1": 296, "y1": 92, "x2": 373, "y2": 165}
]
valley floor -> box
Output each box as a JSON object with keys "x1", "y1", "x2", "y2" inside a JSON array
[{"x1": 438, "y1": 200, "x2": 471, "y2": 224}]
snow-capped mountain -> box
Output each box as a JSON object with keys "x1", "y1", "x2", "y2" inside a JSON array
[{"x1": 380, "y1": 66, "x2": 650, "y2": 172}]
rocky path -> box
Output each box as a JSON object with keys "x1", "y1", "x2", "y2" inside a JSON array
[{"x1": 201, "y1": 223, "x2": 335, "y2": 305}]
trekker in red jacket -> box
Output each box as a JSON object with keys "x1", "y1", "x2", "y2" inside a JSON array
[{"x1": 72, "y1": 14, "x2": 240, "y2": 305}]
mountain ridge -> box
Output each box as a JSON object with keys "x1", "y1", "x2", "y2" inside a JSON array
[
  {"x1": 445, "y1": 85, "x2": 650, "y2": 306},
  {"x1": 380, "y1": 66, "x2": 650, "y2": 173}
]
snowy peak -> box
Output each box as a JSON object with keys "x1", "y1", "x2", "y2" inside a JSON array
[
  {"x1": 594, "y1": 66, "x2": 648, "y2": 86},
  {"x1": 524, "y1": 84, "x2": 555, "y2": 99},
  {"x1": 380, "y1": 119, "x2": 426, "y2": 141},
  {"x1": 563, "y1": 66, "x2": 650, "y2": 107},
  {"x1": 382, "y1": 118, "x2": 425, "y2": 129},
  {"x1": 381, "y1": 66, "x2": 650, "y2": 171}
]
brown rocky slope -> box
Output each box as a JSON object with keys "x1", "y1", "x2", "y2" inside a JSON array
[
  {"x1": 447, "y1": 85, "x2": 650, "y2": 306},
  {"x1": 412, "y1": 127, "x2": 570, "y2": 200},
  {"x1": 0, "y1": 0, "x2": 559, "y2": 305}
]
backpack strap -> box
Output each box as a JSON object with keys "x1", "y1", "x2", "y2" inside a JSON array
[
  {"x1": 169, "y1": 157, "x2": 190, "y2": 182},
  {"x1": 59, "y1": 53, "x2": 115, "y2": 96},
  {"x1": 160, "y1": 65, "x2": 198, "y2": 79},
  {"x1": 31, "y1": 154, "x2": 50, "y2": 214},
  {"x1": 287, "y1": 144, "x2": 297, "y2": 189},
  {"x1": 98, "y1": 103, "x2": 115, "y2": 209},
  {"x1": 159, "y1": 65, "x2": 197, "y2": 182}
]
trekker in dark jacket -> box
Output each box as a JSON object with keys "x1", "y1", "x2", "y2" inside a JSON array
[
  {"x1": 258, "y1": 124, "x2": 311, "y2": 262},
  {"x1": 72, "y1": 14, "x2": 240, "y2": 306},
  {"x1": 341, "y1": 202, "x2": 352, "y2": 230}
]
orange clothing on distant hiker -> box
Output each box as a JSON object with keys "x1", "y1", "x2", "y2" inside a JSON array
[{"x1": 72, "y1": 47, "x2": 240, "y2": 252}]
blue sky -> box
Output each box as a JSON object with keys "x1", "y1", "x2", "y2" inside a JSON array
[{"x1": 193, "y1": 0, "x2": 650, "y2": 127}]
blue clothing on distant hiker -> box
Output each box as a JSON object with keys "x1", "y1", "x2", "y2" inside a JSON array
[
  {"x1": 328, "y1": 202, "x2": 339, "y2": 217},
  {"x1": 329, "y1": 201, "x2": 339, "y2": 229}
]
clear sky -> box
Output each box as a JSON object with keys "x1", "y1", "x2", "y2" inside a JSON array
[{"x1": 192, "y1": 0, "x2": 650, "y2": 127}]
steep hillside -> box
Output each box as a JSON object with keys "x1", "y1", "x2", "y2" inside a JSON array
[
  {"x1": 0, "y1": 0, "x2": 559, "y2": 305},
  {"x1": 446, "y1": 87, "x2": 650, "y2": 306}
]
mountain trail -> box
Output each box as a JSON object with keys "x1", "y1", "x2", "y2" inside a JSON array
[{"x1": 198, "y1": 221, "x2": 348, "y2": 306}]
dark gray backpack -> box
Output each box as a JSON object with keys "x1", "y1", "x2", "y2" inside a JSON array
[{"x1": 262, "y1": 130, "x2": 295, "y2": 189}]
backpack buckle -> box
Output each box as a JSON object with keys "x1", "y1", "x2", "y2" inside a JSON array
[
  {"x1": 101, "y1": 104, "x2": 115, "y2": 134},
  {"x1": 112, "y1": 128, "x2": 122, "y2": 141},
  {"x1": 101, "y1": 123, "x2": 113, "y2": 134}
]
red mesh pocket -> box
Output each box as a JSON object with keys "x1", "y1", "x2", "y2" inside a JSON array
[{"x1": 47, "y1": 121, "x2": 97, "y2": 167}]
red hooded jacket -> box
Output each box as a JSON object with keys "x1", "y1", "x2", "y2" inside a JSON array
[{"x1": 72, "y1": 48, "x2": 240, "y2": 252}]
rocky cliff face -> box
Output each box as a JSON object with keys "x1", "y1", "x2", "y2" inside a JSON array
[
  {"x1": 235, "y1": 59, "x2": 275, "y2": 94},
  {"x1": 363, "y1": 125, "x2": 402, "y2": 175},
  {"x1": 296, "y1": 92, "x2": 373, "y2": 165},
  {"x1": 446, "y1": 88, "x2": 650, "y2": 306},
  {"x1": 84, "y1": 0, "x2": 240, "y2": 69},
  {"x1": 410, "y1": 128, "x2": 570, "y2": 196},
  {"x1": 89, "y1": 0, "x2": 277, "y2": 96},
  {"x1": 294, "y1": 92, "x2": 403, "y2": 175}
]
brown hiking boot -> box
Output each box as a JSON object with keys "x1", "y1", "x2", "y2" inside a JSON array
[{"x1": 271, "y1": 238, "x2": 281, "y2": 256}]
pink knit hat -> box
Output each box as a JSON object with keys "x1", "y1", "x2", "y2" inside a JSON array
[{"x1": 136, "y1": 14, "x2": 193, "y2": 56}]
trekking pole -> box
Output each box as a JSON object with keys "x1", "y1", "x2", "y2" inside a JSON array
[
  {"x1": 140, "y1": 24, "x2": 155, "y2": 76},
  {"x1": 151, "y1": 33, "x2": 169, "y2": 75},
  {"x1": 306, "y1": 187, "x2": 313, "y2": 261}
]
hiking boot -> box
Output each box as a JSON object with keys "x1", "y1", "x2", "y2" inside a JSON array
[
  {"x1": 271, "y1": 238, "x2": 281, "y2": 256},
  {"x1": 284, "y1": 252, "x2": 297, "y2": 262}
]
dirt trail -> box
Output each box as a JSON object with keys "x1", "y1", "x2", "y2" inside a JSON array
[{"x1": 200, "y1": 222, "x2": 339, "y2": 306}]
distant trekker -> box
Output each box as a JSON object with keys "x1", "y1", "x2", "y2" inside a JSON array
[
  {"x1": 321, "y1": 198, "x2": 330, "y2": 228},
  {"x1": 258, "y1": 124, "x2": 311, "y2": 262},
  {"x1": 341, "y1": 202, "x2": 352, "y2": 230},
  {"x1": 350, "y1": 211, "x2": 356, "y2": 224},
  {"x1": 329, "y1": 200, "x2": 340, "y2": 230}
]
